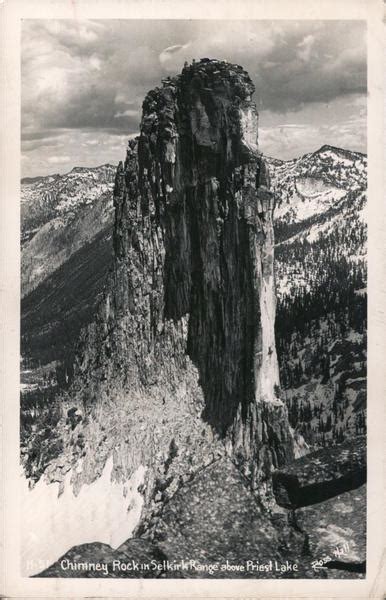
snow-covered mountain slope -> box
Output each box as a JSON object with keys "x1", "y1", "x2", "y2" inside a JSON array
[
  {"x1": 268, "y1": 145, "x2": 366, "y2": 241},
  {"x1": 21, "y1": 164, "x2": 116, "y2": 296},
  {"x1": 267, "y1": 145, "x2": 367, "y2": 448},
  {"x1": 21, "y1": 164, "x2": 116, "y2": 241}
]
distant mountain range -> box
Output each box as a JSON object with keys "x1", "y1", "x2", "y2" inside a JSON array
[
  {"x1": 21, "y1": 164, "x2": 116, "y2": 296},
  {"x1": 267, "y1": 144, "x2": 367, "y2": 447},
  {"x1": 20, "y1": 144, "x2": 367, "y2": 449}
]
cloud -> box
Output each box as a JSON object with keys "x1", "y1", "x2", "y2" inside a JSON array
[
  {"x1": 249, "y1": 22, "x2": 366, "y2": 111},
  {"x1": 297, "y1": 34, "x2": 315, "y2": 62},
  {"x1": 21, "y1": 129, "x2": 130, "y2": 177},
  {"x1": 159, "y1": 43, "x2": 192, "y2": 70},
  {"x1": 260, "y1": 94, "x2": 366, "y2": 160},
  {"x1": 114, "y1": 109, "x2": 140, "y2": 119},
  {"x1": 47, "y1": 155, "x2": 71, "y2": 164},
  {"x1": 22, "y1": 129, "x2": 62, "y2": 141},
  {"x1": 89, "y1": 56, "x2": 101, "y2": 70},
  {"x1": 21, "y1": 19, "x2": 367, "y2": 177}
]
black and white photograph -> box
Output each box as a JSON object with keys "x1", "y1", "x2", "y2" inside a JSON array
[
  {"x1": 1, "y1": 1, "x2": 385, "y2": 597},
  {"x1": 18, "y1": 16, "x2": 368, "y2": 580}
]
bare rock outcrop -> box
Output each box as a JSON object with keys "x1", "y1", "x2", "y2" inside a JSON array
[
  {"x1": 55, "y1": 59, "x2": 294, "y2": 512},
  {"x1": 272, "y1": 435, "x2": 366, "y2": 509},
  {"x1": 272, "y1": 435, "x2": 366, "y2": 576}
]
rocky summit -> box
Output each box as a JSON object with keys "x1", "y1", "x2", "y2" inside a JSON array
[{"x1": 20, "y1": 59, "x2": 366, "y2": 579}]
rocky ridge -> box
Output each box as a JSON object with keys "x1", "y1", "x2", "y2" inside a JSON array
[{"x1": 37, "y1": 436, "x2": 366, "y2": 579}]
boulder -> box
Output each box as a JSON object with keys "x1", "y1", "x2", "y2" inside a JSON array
[{"x1": 272, "y1": 436, "x2": 366, "y2": 509}]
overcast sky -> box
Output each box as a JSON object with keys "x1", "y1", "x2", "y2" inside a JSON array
[{"x1": 21, "y1": 19, "x2": 366, "y2": 178}]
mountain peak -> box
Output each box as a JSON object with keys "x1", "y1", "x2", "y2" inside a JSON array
[
  {"x1": 314, "y1": 144, "x2": 366, "y2": 159},
  {"x1": 70, "y1": 163, "x2": 115, "y2": 174}
]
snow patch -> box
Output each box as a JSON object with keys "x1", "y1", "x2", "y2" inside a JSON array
[
  {"x1": 318, "y1": 150, "x2": 354, "y2": 167},
  {"x1": 346, "y1": 331, "x2": 363, "y2": 344},
  {"x1": 20, "y1": 383, "x2": 39, "y2": 392},
  {"x1": 21, "y1": 457, "x2": 146, "y2": 576},
  {"x1": 354, "y1": 287, "x2": 367, "y2": 297}
]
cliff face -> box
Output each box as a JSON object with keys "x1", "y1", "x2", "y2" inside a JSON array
[{"x1": 48, "y1": 60, "x2": 294, "y2": 513}]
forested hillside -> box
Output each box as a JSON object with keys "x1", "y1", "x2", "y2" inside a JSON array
[{"x1": 268, "y1": 145, "x2": 367, "y2": 448}]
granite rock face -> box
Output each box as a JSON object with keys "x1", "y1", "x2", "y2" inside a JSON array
[
  {"x1": 114, "y1": 59, "x2": 293, "y2": 470},
  {"x1": 59, "y1": 58, "x2": 294, "y2": 509}
]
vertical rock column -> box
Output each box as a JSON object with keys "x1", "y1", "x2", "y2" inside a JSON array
[
  {"x1": 132, "y1": 60, "x2": 294, "y2": 490},
  {"x1": 72, "y1": 60, "x2": 294, "y2": 503}
]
